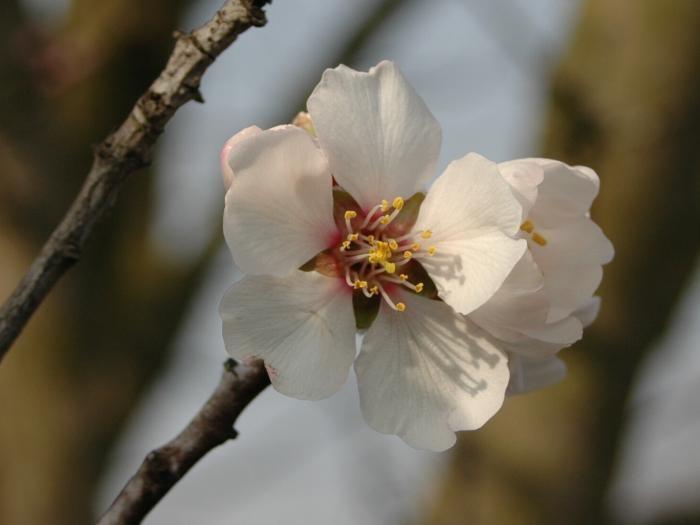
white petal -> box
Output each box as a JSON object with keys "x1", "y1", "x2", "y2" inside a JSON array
[
  {"x1": 574, "y1": 296, "x2": 601, "y2": 328},
  {"x1": 220, "y1": 125, "x2": 262, "y2": 189},
  {"x1": 528, "y1": 159, "x2": 601, "y2": 226},
  {"x1": 414, "y1": 153, "x2": 526, "y2": 315},
  {"x1": 531, "y1": 217, "x2": 613, "y2": 322},
  {"x1": 507, "y1": 354, "x2": 567, "y2": 396},
  {"x1": 220, "y1": 271, "x2": 356, "y2": 400},
  {"x1": 498, "y1": 159, "x2": 544, "y2": 220},
  {"x1": 307, "y1": 60, "x2": 441, "y2": 210},
  {"x1": 355, "y1": 292, "x2": 509, "y2": 451},
  {"x1": 223, "y1": 126, "x2": 337, "y2": 276}
]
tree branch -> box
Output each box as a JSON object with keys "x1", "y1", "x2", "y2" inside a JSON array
[
  {"x1": 97, "y1": 359, "x2": 270, "y2": 525},
  {"x1": 0, "y1": 0, "x2": 272, "y2": 362}
]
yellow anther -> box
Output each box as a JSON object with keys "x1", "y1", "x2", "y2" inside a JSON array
[
  {"x1": 353, "y1": 280, "x2": 368, "y2": 289},
  {"x1": 532, "y1": 233, "x2": 548, "y2": 246},
  {"x1": 347, "y1": 233, "x2": 359, "y2": 241},
  {"x1": 396, "y1": 302, "x2": 406, "y2": 312},
  {"x1": 379, "y1": 215, "x2": 391, "y2": 225},
  {"x1": 341, "y1": 240, "x2": 351, "y2": 250},
  {"x1": 381, "y1": 199, "x2": 389, "y2": 212},
  {"x1": 369, "y1": 286, "x2": 379, "y2": 296},
  {"x1": 410, "y1": 242, "x2": 421, "y2": 251},
  {"x1": 428, "y1": 246, "x2": 437, "y2": 256},
  {"x1": 399, "y1": 274, "x2": 408, "y2": 281},
  {"x1": 384, "y1": 262, "x2": 396, "y2": 274},
  {"x1": 344, "y1": 210, "x2": 358, "y2": 220},
  {"x1": 366, "y1": 235, "x2": 375, "y2": 243},
  {"x1": 388, "y1": 239, "x2": 399, "y2": 250},
  {"x1": 403, "y1": 251, "x2": 413, "y2": 259},
  {"x1": 415, "y1": 282, "x2": 424, "y2": 293},
  {"x1": 392, "y1": 197, "x2": 404, "y2": 210},
  {"x1": 520, "y1": 220, "x2": 535, "y2": 233},
  {"x1": 421, "y1": 230, "x2": 433, "y2": 239}
]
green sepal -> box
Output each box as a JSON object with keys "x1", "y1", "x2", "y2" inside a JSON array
[{"x1": 353, "y1": 290, "x2": 380, "y2": 330}]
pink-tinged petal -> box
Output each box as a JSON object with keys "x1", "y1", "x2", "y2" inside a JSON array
[
  {"x1": 507, "y1": 354, "x2": 567, "y2": 396},
  {"x1": 531, "y1": 217, "x2": 614, "y2": 322},
  {"x1": 224, "y1": 125, "x2": 337, "y2": 276},
  {"x1": 355, "y1": 291, "x2": 509, "y2": 451},
  {"x1": 220, "y1": 271, "x2": 356, "y2": 401},
  {"x1": 528, "y1": 159, "x2": 601, "y2": 226},
  {"x1": 414, "y1": 153, "x2": 526, "y2": 315},
  {"x1": 498, "y1": 159, "x2": 545, "y2": 220},
  {"x1": 307, "y1": 60, "x2": 441, "y2": 210},
  {"x1": 220, "y1": 125, "x2": 262, "y2": 189}
]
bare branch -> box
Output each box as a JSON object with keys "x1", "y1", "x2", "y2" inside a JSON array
[
  {"x1": 97, "y1": 359, "x2": 270, "y2": 525},
  {"x1": 0, "y1": 0, "x2": 272, "y2": 362}
]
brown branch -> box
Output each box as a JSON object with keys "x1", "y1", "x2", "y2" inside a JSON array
[
  {"x1": 97, "y1": 359, "x2": 270, "y2": 525},
  {"x1": 0, "y1": 0, "x2": 271, "y2": 362}
]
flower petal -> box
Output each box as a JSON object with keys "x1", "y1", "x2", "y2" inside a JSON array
[
  {"x1": 498, "y1": 159, "x2": 544, "y2": 220},
  {"x1": 224, "y1": 126, "x2": 337, "y2": 276},
  {"x1": 507, "y1": 354, "x2": 567, "y2": 396},
  {"x1": 531, "y1": 217, "x2": 613, "y2": 322},
  {"x1": 528, "y1": 159, "x2": 601, "y2": 226},
  {"x1": 220, "y1": 271, "x2": 356, "y2": 400},
  {"x1": 414, "y1": 153, "x2": 526, "y2": 315},
  {"x1": 307, "y1": 61, "x2": 441, "y2": 210},
  {"x1": 220, "y1": 125, "x2": 262, "y2": 190},
  {"x1": 355, "y1": 291, "x2": 509, "y2": 451},
  {"x1": 574, "y1": 296, "x2": 601, "y2": 328}
]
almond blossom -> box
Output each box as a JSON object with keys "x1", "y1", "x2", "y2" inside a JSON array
[
  {"x1": 469, "y1": 158, "x2": 614, "y2": 393},
  {"x1": 218, "y1": 61, "x2": 527, "y2": 450}
]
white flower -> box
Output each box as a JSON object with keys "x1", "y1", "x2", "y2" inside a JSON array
[
  {"x1": 469, "y1": 158, "x2": 613, "y2": 391},
  {"x1": 218, "y1": 61, "x2": 526, "y2": 450}
]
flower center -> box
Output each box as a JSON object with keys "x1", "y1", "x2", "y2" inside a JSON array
[
  {"x1": 520, "y1": 219, "x2": 548, "y2": 246},
  {"x1": 338, "y1": 196, "x2": 437, "y2": 312}
]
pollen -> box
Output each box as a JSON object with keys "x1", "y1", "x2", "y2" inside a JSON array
[
  {"x1": 532, "y1": 233, "x2": 548, "y2": 246},
  {"x1": 421, "y1": 230, "x2": 432, "y2": 239},
  {"x1": 384, "y1": 262, "x2": 396, "y2": 274},
  {"x1": 520, "y1": 220, "x2": 535, "y2": 233},
  {"x1": 395, "y1": 302, "x2": 406, "y2": 312},
  {"x1": 392, "y1": 197, "x2": 404, "y2": 210},
  {"x1": 369, "y1": 285, "x2": 379, "y2": 296},
  {"x1": 381, "y1": 199, "x2": 389, "y2": 212},
  {"x1": 403, "y1": 251, "x2": 412, "y2": 259},
  {"x1": 345, "y1": 210, "x2": 358, "y2": 220},
  {"x1": 428, "y1": 246, "x2": 437, "y2": 256},
  {"x1": 388, "y1": 239, "x2": 399, "y2": 250},
  {"x1": 379, "y1": 215, "x2": 391, "y2": 225},
  {"x1": 347, "y1": 233, "x2": 359, "y2": 242},
  {"x1": 341, "y1": 240, "x2": 351, "y2": 250},
  {"x1": 353, "y1": 280, "x2": 368, "y2": 289},
  {"x1": 415, "y1": 282, "x2": 424, "y2": 293},
  {"x1": 399, "y1": 274, "x2": 408, "y2": 281},
  {"x1": 410, "y1": 242, "x2": 421, "y2": 251}
]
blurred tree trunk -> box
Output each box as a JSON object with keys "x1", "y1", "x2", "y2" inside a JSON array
[
  {"x1": 0, "y1": 1, "x2": 205, "y2": 523},
  {"x1": 423, "y1": 1, "x2": 700, "y2": 524}
]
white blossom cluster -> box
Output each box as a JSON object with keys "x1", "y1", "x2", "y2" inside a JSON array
[{"x1": 218, "y1": 61, "x2": 613, "y2": 451}]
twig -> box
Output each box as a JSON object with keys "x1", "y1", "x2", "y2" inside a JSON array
[
  {"x1": 97, "y1": 359, "x2": 270, "y2": 525},
  {"x1": 0, "y1": 0, "x2": 272, "y2": 362}
]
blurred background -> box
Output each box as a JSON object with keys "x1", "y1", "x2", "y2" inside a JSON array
[{"x1": 1, "y1": 0, "x2": 699, "y2": 523}]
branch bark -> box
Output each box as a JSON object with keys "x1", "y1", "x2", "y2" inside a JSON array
[
  {"x1": 0, "y1": 0, "x2": 271, "y2": 362},
  {"x1": 97, "y1": 359, "x2": 270, "y2": 525}
]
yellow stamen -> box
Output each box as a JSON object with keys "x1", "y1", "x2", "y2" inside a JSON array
[
  {"x1": 428, "y1": 246, "x2": 437, "y2": 256},
  {"x1": 421, "y1": 230, "x2": 432, "y2": 239},
  {"x1": 366, "y1": 235, "x2": 375, "y2": 243},
  {"x1": 379, "y1": 215, "x2": 391, "y2": 225},
  {"x1": 381, "y1": 199, "x2": 389, "y2": 212},
  {"x1": 369, "y1": 286, "x2": 379, "y2": 296},
  {"x1": 388, "y1": 239, "x2": 399, "y2": 250},
  {"x1": 384, "y1": 262, "x2": 396, "y2": 274},
  {"x1": 403, "y1": 251, "x2": 412, "y2": 259},
  {"x1": 396, "y1": 302, "x2": 406, "y2": 312},
  {"x1": 520, "y1": 220, "x2": 535, "y2": 233},
  {"x1": 415, "y1": 282, "x2": 424, "y2": 293},
  {"x1": 392, "y1": 197, "x2": 404, "y2": 210},
  {"x1": 347, "y1": 233, "x2": 359, "y2": 241},
  {"x1": 399, "y1": 274, "x2": 408, "y2": 281},
  {"x1": 410, "y1": 242, "x2": 421, "y2": 251},
  {"x1": 353, "y1": 280, "x2": 368, "y2": 289},
  {"x1": 344, "y1": 210, "x2": 357, "y2": 220},
  {"x1": 532, "y1": 232, "x2": 548, "y2": 246},
  {"x1": 341, "y1": 240, "x2": 351, "y2": 250}
]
